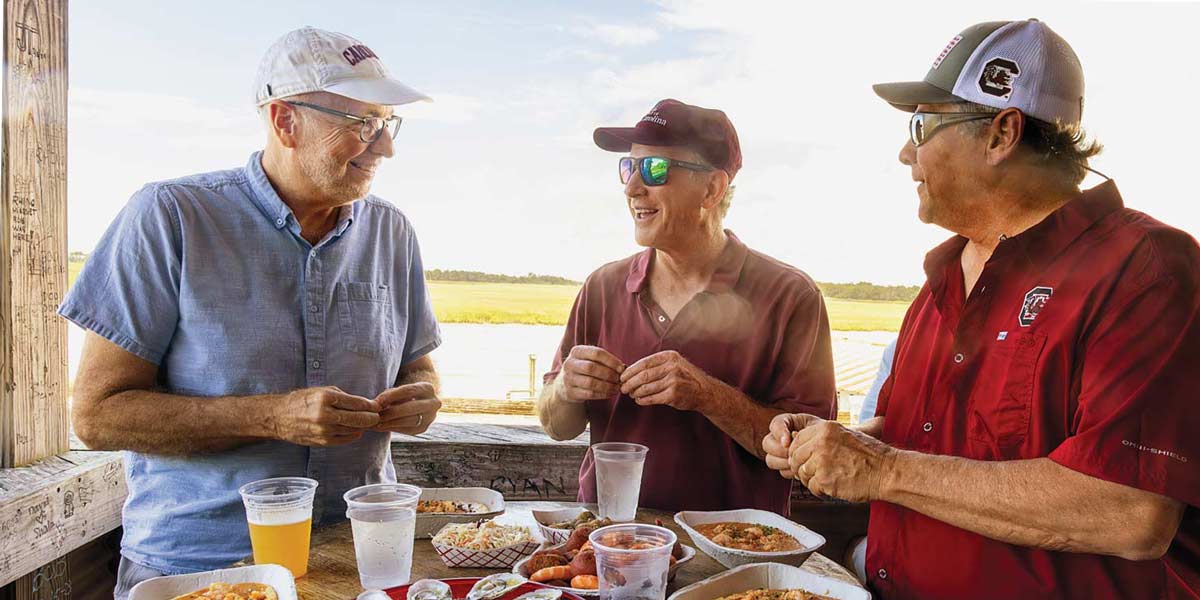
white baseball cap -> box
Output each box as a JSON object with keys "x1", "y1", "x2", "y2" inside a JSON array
[
  {"x1": 873, "y1": 19, "x2": 1084, "y2": 126},
  {"x1": 253, "y1": 27, "x2": 431, "y2": 107}
]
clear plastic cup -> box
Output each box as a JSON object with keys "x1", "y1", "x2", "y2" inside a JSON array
[
  {"x1": 593, "y1": 443, "x2": 649, "y2": 522},
  {"x1": 589, "y1": 523, "x2": 677, "y2": 600},
  {"x1": 344, "y1": 483, "x2": 422, "y2": 590},
  {"x1": 239, "y1": 477, "x2": 318, "y2": 578}
]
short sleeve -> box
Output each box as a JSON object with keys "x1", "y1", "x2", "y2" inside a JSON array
[
  {"x1": 765, "y1": 289, "x2": 837, "y2": 419},
  {"x1": 543, "y1": 276, "x2": 593, "y2": 385},
  {"x1": 1048, "y1": 270, "x2": 1200, "y2": 507},
  {"x1": 57, "y1": 185, "x2": 182, "y2": 364},
  {"x1": 399, "y1": 224, "x2": 441, "y2": 365}
]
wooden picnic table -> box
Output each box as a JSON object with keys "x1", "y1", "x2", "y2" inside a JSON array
[{"x1": 289, "y1": 501, "x2": 863, "y2": 599}]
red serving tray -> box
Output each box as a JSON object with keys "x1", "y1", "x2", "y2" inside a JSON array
[{"x1": 380, "y1": 577, "x2": 588, "y2": 600}]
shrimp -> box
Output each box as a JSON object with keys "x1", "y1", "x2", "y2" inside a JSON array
[
  {"x1": 531, "y1": 566, "x2": 574, "y2": 583},
  {"x1": 570, "y1": 575, "x2": 599, "y2": 590}
]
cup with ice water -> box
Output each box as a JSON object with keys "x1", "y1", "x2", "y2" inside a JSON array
[
  {"x1": 344, "y1": 483, "x2": 422, "y2": 590},
  {"x1": 239, "y1": 477, "x2": 319, "y2": 578},
  {"x1": 589, "y1": 523, "x2": 676, "y2": 600},
  {"x1": 593, "y1": 442, "x2": 649, "y2": 522}
]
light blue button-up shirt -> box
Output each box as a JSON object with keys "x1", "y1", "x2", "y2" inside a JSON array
[{"x1": 58, "y1": 152, "x2": 441, "y2": 574}]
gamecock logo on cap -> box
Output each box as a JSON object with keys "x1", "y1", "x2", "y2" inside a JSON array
[{"x1": 979, "y1": 57, "x2": 1021, "y2": 100}]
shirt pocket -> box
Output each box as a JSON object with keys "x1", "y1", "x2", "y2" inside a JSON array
[
  {"x1": 337, "y1": 281, "x2": 398, "y2": 358},
  {"x1": 967, "y1": 331, "x2": 1046, "y2": 457}
]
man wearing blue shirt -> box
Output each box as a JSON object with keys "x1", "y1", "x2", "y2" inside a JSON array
[{"x1": 59, "y1": 27, "x2": 442, "y2": 597}]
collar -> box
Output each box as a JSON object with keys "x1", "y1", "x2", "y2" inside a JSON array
[
  {"x1": 923, "y1": 180, "x2": 1126, "y2": 286},
  {"x1": 245, "y1": 151, "x2": 357, "y2": 236},
  {"x1": 245, "y1": 151, "x2": 295, "y2": 230},
  {"x1": 625, "y1": 229, "x2": 750, "y2": 294}
]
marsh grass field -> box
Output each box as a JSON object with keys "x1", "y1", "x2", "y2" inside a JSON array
[{"x1": 69, "y1": 261, "x2": 907, "y2": 331}]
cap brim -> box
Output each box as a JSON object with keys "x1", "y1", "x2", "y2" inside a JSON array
[
  {"x1": 872, "y1": 81, "x2": 963, "y2": 112},
  {"x1": 325, "y1": 77, "x2": 432, "y2": 106},
  {"x1": 594, "y1": 126, "x2": 684, "y2": 152}
]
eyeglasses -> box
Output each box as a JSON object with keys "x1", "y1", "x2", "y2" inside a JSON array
[
  {"x1": 619, "y1": 156, "x2": 714, "y2": 186},
  {"x1": 284, "y1": 100, "x2": 403, "y2": 143},
  {"x1": 909, "y1": 111, "x2": 997, "y2": 147}
]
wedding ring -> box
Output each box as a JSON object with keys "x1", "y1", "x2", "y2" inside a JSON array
[{"x1": 415, "y1": 414, "x2": 424, "y2": 428}]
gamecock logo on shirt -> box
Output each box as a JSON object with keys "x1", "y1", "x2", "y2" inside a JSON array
[{"x1": 1019, "y1": 286, "x2": 1053, "y2": 327}]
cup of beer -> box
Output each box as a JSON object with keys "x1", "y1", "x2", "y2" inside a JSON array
[{"x1": 239, "y1": 477, "x2": 319, "y2": 578}]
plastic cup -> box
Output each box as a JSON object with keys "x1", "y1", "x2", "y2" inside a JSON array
[
  {"x1": 239, "y1": 477, "x2": 318, "y2": 578},
  {"x1": 344, "y1": 483, "x2": 422, "y2": 590},
  {"x1": 593, "y1": 443, "x2": 649, "y2": 522},
  {"x1": 589, "y1": 523, "x2": 677, "y2": 600}
]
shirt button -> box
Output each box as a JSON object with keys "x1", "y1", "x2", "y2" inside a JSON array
[
  {"x1": 310, "y1": 249, "x2": 317, "y2": 258},
  {"x1": 309, "y1": 304, "x2": 319, "y2": 313},
  {"x1": 878, "y1": 568, "x2": 888, "y2": 580},
  {"x1": 953, "y1": 353, "x2": 964, "y2": 363},
  {"x1": 275, "y1": 218, "x2": 284, "y2": 226},
  {"x1": 658, "y1": 315, "x2": 666, "y2": 323},
  {"x1": 923, "y1": 422, "x2": 933, "y2": 432},
  {"x1": 311, "y1": 359, "x2": 321, "y2": 369}
]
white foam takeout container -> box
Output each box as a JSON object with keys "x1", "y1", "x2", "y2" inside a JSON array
[
  {"x1": 512, "y1": 538, "x2": 696, "y2": 598},
  {"x1": 674, "y1": 509, "x2": 826, "y2": 569},
  {"x1": 416, "y1": 487, "x2": 506, "y2": 539},
  {"x1": 128, "y1": 564, "x2": 298, "y2": 600},
  {"x1": 668, "y1": 562, "x2": 871, "y2": 600},
  {"x1": 530, "y1": 506, "x2": 593, "y2": 545}
]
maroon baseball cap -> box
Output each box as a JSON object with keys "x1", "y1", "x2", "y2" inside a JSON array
[{"x1": 594, "y1": 99, "x2": 742, "y2": 179}]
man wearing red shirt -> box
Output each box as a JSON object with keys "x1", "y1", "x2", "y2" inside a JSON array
[
  {"x1": 537, "y1": 99, "x2": 836, "y2": 514},
  {"x1": 763, "y1": 20, "x2": 1200, "y2": 599}
]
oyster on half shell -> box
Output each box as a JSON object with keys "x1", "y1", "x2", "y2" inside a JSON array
[
  {"x1": 407, "y1": 579, "x2": 453, "y2": 600},
  {"x1": 467, "y1": 573, "x2": 527, "y2": 600}
]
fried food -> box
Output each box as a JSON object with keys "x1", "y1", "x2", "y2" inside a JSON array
[
  {"x1": 170, "y1": 582, "x2": 277, "y2": 600},
  {"x1": 715, "y1": 589, "x2": 835, "y2": 600},
  {"x1": 417, "y1": 500, "x2": 488, "y2": 514},
  {"x1": 694, "y1": 522, "x2": 801, "y2": 552}
]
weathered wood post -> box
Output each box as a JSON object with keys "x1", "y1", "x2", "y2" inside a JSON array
[{"x1": 1, "y1": 0, "x2": 69, "y2": 469}]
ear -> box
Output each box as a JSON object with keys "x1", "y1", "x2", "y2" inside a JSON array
[
  {"x1": 700, "y1": 170, "x2": 730, "y2": 210},
  {"x1": 984, "y1": 108, "x2": 1024, "y2": 166},
  {"x1": 267, "y1": 101, "x2": 301, "y2": 149}
]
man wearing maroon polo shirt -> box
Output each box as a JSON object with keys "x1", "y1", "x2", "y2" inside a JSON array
[
  {"x1": 763, "y1": 20, "x2": 1200, "y2": 599},
  {"x1": 536, "y1": 99, "x2": 836, "y2": 514}
]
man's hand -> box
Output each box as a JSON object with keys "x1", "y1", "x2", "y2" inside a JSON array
[
  {"x1": 618, "y1": 350, "x2": 716, "y2": 411},
  {"x1": 787, "y1": 418, "x2": 897, "y2": 503},
  {"x1": 372, "y1": 382, "x2": 441, "y2": 435},
  {"x1": 557, "y1": 345, "x2": 625, "y2": 403},
  {"x1": 762, "y1": 413, "x2": 825, "y2": 478},
  {"x1": 275, "y1": 386, "x2": 381, "y2": 447}
]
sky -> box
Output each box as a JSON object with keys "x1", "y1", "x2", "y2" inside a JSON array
[{"x1": 67, "y1": 0, "x2": 1200, "y2": 286}]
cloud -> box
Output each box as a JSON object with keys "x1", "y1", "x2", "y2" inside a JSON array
[
  {"x1": 401, "y1": 92, "x2": 486, "y2": 124},
  {"x1": 574, "y1": 23, "x2": 661, "y2": 47}
]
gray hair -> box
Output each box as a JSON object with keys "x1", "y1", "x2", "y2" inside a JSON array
[
  {"x1": 953, "y1": 102, "x2": 1103, "y2": 186},
  {"x1": 717, "y1": 184, "x2": 736, "y2": 219}
]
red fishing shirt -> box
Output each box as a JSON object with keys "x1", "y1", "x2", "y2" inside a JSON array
[
  {"x1": 545, "y1": 231, "x2": 836, "y2": 514},
  {"x1": 870, "y1": 181, "x2": 1200, "y2": 599}
]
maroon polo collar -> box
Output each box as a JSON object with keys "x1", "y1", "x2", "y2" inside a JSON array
[{"x1": 625, "y1": 230, "x2": 750, "y2": 294}]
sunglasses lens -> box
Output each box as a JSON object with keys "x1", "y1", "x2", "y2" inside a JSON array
[
  {"x1": 643, "y1": 157, "x2": 669, "y2": 185},
  {"x1": 619, "y1": 157, "x2": 635, "y2": 184},
  {"x1": 911, "y1": 114, "x2": 925, "y2": 146}
]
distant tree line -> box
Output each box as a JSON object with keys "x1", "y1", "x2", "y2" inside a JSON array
[
  {"x1": 68, "y1": 255, "x2": 918, "y2": 301},
  {"x1": 817, "y1": 281, "x2": 920, "y2": 302},
  {"x1": 425, "y1": 269, "x2": 580, "y2": 286}
]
